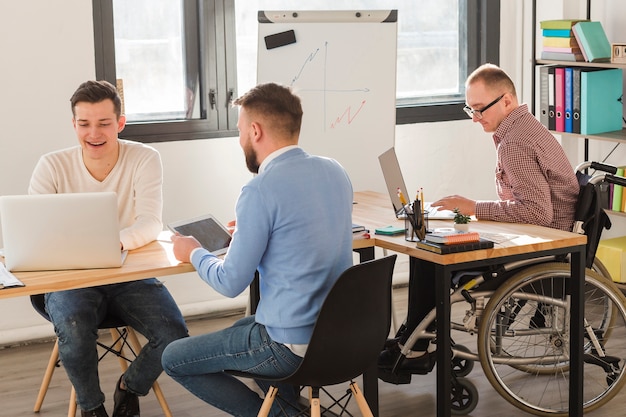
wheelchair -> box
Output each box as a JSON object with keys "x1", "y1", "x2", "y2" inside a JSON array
[{"x1": 379, "y1": 162, "x2": 626, "y2": 416}]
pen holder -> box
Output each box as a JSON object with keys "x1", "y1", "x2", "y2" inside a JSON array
[{"x1": 405, "y1": 210, "x2": 428, "y2": 242}]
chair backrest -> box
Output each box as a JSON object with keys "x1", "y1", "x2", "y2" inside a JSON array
[
  {"x1": 30, "y1": 294, "x2": 49, "y2": 320},
  {"x1": 283, "y1": 255, "x2": 396, "y2": 387}
]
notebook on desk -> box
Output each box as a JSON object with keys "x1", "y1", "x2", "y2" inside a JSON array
[
  {"x1": 378, "y1": 147, "x2": 456, "y2": 220},
  {"x1": 0, "y1": 192, "x2": 127, "y2": 272}
]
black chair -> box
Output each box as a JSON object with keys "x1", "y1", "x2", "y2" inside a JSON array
[
  {"x1": 228, "y1": 255, "x2": 397, "y2": 417},
  {"x1": 30, "y1": 294, "x2": 171, "y2": 417}
]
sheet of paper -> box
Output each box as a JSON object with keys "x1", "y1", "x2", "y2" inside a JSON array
[{"x1": 0, "y1": 262, "x2": 25, "y2": 289}]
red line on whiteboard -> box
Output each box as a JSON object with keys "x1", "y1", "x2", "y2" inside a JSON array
[{"x1": 330, "y1": 100, "x2": 367, "y2": 128}]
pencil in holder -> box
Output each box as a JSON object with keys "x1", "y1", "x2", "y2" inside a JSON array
[{"x1": 405, "y1": 204, "x2": 427, "y2": 242}]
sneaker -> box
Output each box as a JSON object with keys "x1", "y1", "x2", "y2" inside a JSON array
[
  {"x1": 82, "y1": 404, "x2": 109, "y2": 417},
  {"x1": 112, "y1": 374, "x2": 140, "y2": 417}
]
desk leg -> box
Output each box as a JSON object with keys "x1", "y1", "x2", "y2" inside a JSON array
[
  {"x1": 435, "y1": 265, "x2": 452, "y2": 417},
  {"x1": 569, "y1": 246, "x2": 585, "y2": 417},
  {"x1": 355, "y1": 247, "x2": 375, "y2": 263}
]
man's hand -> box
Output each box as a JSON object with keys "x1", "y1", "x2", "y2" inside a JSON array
[
  {"x1": 171, "y1": 233, "x2": 202, "y2": 263},
  {"x1": 431, "y1": 195, "x2": 477, "y2": 216},
  {"x1": 226, "y1": 219, "x2": 236, "y2": 235}
]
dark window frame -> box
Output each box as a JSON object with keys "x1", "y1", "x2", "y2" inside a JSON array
[
  {"x1": 93, "y1": 0, "x2": 500, "y2": 142},
  {"x1": 396, "y1": 0, "x2": 500, "y2": 124}
]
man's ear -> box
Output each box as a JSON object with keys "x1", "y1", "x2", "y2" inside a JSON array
[
  {"x1": 117, "y1": 115, "x2": 127, "y2": 133},
  {"x1": 250, "y1": 121, "x2": 262, "y2": 142}
]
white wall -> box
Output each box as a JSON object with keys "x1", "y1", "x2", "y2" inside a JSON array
[{"x1": 2, "y1": 0, "x2": 624, "y2": 346}]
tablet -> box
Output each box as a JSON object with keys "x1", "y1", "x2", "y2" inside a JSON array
[{"x1": 168, "y1": 214, "x2": 232, "y2": 256}]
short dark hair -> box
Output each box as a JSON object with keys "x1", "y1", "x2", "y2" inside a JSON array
[
  {"x1": 466, "y1": 63, "x2": 517, "y2": 98},
  {"x1": 233, "y1": 82, "x2": 303, "y2": 137},
  {"x1": 70, "y1": 80, "x2": 122, "y2": 119}
]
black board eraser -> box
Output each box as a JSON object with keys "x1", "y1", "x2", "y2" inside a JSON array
[{"x1": 264, "y1": 30, "x2": 296, "y2": 50}]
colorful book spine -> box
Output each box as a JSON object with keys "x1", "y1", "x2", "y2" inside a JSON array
[
  {"x1": 554, "y1": 67, "x2": 565, "y2": 132},
  {"x1": 539, "y1": 66, "x2": 550, "y2": 128},
  {"x1": 548, "y1": 66, "x2": 555, "y2": 130},
  {"x1": 564, "y1": 67, "x2": 573, "y2": 133},
  {"x1": 542, "y1": 29, "x2": 572, "y2": 38},
  {"x1": 543, "y1": 46, "x2": 581, "y2": 53},
  {"x1": 572, "y1": 67, "x2": 581, "y2": 134},
  {"x1": 425, "y1": 231, "x2": 480, "y2": 245},
  {"x1": 540, "y1": 19, "x2": 587, "y2": 30},
  {"x1": 540, "y1": 51, "x2": 584, "y2": 62},
  {"x1": 543, "y1": 37, "x2": 579, "y2": 48},
  {"x1": 416, "y1": 238, "x2": 494, "y2": 254},
  {"x1": 612, "y1": 167, "x2": 624, "y2": 212}
]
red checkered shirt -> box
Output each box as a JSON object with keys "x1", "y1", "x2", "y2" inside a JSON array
[{"x1": 475, "y1": 104, "x2": 579, "y2": 231}]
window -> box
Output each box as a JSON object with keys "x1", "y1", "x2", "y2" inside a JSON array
[
  {"x1": 93, "y1": 0, "x2": 238, "y2": 142},
  {"x1": 93, "y1": 0, "x2": 499, "y2": 143}
]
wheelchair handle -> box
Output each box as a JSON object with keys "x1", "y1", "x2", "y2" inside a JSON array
[
  {"x1": 604, "y1": 173, "x2": 626, "y2": 188},
  {"x1": 575, "y1": 161, "x2": 618, "y2": 175}
]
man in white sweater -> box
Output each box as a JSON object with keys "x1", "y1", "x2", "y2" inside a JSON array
[{"x1": 29, "y1": 80, "x2": 188, "y2": 417}]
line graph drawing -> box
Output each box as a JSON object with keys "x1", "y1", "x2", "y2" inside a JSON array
[{"x1": 289, "y1": 41, "x2": 370, "y2": 131}]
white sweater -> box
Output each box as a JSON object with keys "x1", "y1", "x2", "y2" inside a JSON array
[{"x1": 28, "y1": 139, "x2": 163, "y2": 250}]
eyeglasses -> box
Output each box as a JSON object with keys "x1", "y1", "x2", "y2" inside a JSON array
[{"x1": 463, "y1": 94, "x2": 505, "y2": 119}]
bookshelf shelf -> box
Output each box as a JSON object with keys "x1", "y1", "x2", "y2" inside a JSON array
[
  {"x1": 551, "y1": 128, "x2": 626, "y2": 144},
  {"x1": 537, "y1": 59, "x2": 626, "y2": 69}
]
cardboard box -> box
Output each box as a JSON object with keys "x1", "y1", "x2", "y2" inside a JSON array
[{"x1": 596, "y1": 236, "x2": 626, "y2": 283}]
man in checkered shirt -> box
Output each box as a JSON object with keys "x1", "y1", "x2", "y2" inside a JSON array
[{"x1": 379, "y1": 63, "x2": 579, "y2": 374}]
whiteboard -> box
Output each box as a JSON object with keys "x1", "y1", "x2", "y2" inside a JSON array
[{"x1": 257, "y1": 10, "x2": 397, "y2": 192}]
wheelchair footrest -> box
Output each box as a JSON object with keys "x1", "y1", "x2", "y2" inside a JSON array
[{"x1": 377, "y1": 368, "x2": 412, "y2": 385}]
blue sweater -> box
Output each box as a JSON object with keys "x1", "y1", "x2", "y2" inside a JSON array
[{"x1": 191, "y1": 148, "x2": 354, "y2": 344}]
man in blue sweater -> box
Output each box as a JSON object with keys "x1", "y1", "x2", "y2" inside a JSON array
[{"x1": 162, "y1": 83, "x2": 354, "y2": 416}]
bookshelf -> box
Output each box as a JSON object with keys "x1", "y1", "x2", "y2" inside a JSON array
[{"x1": 532, "y1": 2, "x2": 626, "y2": 219}]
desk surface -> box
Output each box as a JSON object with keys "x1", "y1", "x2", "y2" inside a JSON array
[
  {"x1": 1, "y1": 192, "x2": 586, "y2": 299},
  {"x1": 1, "y1": 233, "x2": 195, "y2": 299},
  {"x1": 352, "y1": 191, "x2": 587, "y2": 265}
]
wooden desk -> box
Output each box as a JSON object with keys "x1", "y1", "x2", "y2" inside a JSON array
[
  {"x1": 0, "y1": 234, "x2": 195, "y2": 299},
  {"x1": 1, "y1": 195, "x2": 586, "y2": 417},
  {"x1": 352, "y1": 191, "x2": 586, "y2": 417}
]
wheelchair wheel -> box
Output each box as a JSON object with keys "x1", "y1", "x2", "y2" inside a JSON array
[
  {"x1": 477, "y1": 262, "x2": 626, "y2": 416},
  {"x1": 452, "y1": 344, "x2": 474, "y2": 377},
  {"x1": 450, "y1": 377, "x2": 478, "y2": 415}
]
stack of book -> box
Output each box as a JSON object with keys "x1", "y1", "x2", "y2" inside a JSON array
[
  {"x1": 540, "y1": 19, "x2": 586, "y2": 62},
  {"x1": 352, "y1": 223, "x2": 371, "y2": 240},
  {"x1": 416, "y1": 230, "x2": 494, "y2": 254}
]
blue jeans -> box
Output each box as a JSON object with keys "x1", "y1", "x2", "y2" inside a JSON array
[
  {"x1": 45, "y1": 278, "x2": 188, "y2": 411},
  {"x1": 162, "y1": 315, "x2": 303, "y2": 417}
]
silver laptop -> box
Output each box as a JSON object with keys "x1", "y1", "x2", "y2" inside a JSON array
[
  {"x1": 0, "y1": 192, "x2": 126, "y2": 271},
  {"x1": 378, "y1": 147, "x2": 455, "y2": 220}
]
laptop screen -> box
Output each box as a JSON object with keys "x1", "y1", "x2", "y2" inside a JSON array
[
  {"x1": 378, "y1": 147, "x2": 410, "y2": 218},
  {"x1": 0, "y1": 192, "x2": 124, "y2": 271}
]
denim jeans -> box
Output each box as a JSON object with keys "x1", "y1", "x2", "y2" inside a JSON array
[
  {"x1": 162, "y1": 315, "x2": 303, "y2": 417},
  {"x1": 44, "y1": 278, "x2": 188, "y2": 412}
]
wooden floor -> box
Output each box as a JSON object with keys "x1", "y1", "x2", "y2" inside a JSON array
[{"x1": 2, "y1": 259, "x2": 626, "y2": 416}]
